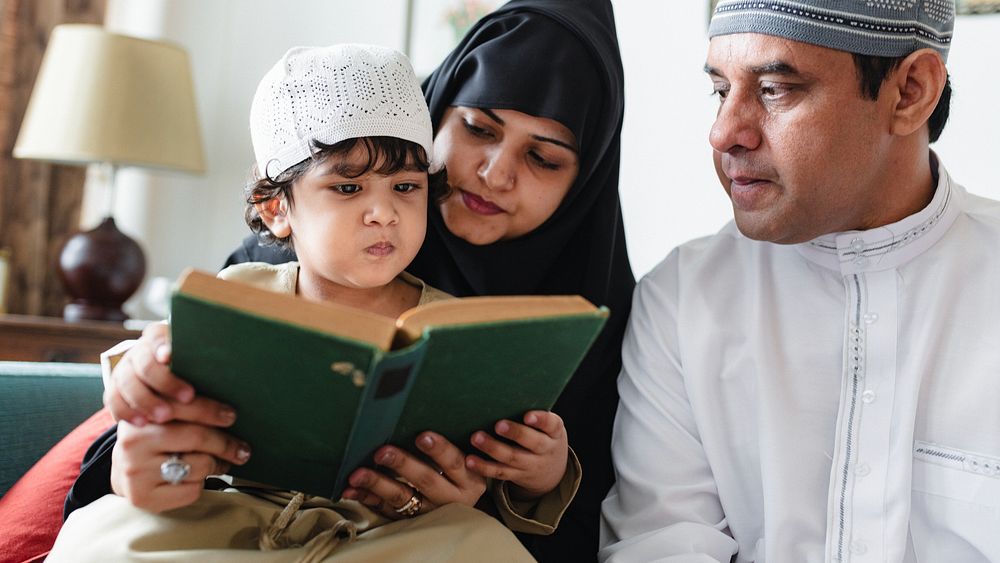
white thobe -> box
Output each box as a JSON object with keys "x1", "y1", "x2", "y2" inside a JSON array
[{"x1": 600, "y1": 161, "x2": 1000, "y2": 563}]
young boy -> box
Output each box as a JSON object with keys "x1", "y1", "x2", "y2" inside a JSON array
[{"x1": 48, "y1": 44, "x2": 578, "y2": 562}]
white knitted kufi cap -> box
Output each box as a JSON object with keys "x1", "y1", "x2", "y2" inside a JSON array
[{"x1": 250, "y1": 44, "x2": 434, "y2": 180}]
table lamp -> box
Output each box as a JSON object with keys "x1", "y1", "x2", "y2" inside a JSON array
[{"x1": 13, "y1": 24, "x2": 205, "y2": 322}]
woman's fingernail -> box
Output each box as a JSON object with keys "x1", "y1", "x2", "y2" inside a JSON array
[
  {"x1": 525, "y1": 413, "x2": 537, "y2": 425},
  {"x1": 472, "y1": 433, "x2": 485, "y2": 445},
  {"x1": 377, "y1": 450, "x2": 396, "y2": 465},
  {"x1": 497, "y1": 421, "x2": 510, "y2": 434},
  {"x1": 130, "y1": 416, "x2": 147, "y2": 427},
  {"x1": 419, "y1": 435, "x2": 434, "y2": 449},
  {"x1": 236, "y1": 446, "x2": 251, "y2": 463},
  {"x1": 219, "y1": 407, "x2": 237, "y2": 425}
]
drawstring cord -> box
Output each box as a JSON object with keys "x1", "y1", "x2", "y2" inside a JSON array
[
  {"x1": 260, "y1": 492, "x2": 307, "y2": 550},
  {"x1": 258, "y1": 491, "x2": 358, "y2": 561}
]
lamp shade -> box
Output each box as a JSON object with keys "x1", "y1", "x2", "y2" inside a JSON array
[{"x1": 13, "y1": 24, "x2": 205, "y2": 173}]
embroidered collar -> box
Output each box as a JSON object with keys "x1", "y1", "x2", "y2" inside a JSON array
[{"x1": 796, "y1": 159, "x2": 962, "y2": 275}]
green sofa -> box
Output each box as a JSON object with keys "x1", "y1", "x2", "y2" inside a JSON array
[{"x1": 0, "y1": 361, "x2": 104, "y2": 497}]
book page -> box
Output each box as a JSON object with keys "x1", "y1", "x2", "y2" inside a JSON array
[
  {"x1": 394, "y1": 295, "x2": 599, "y2": 345},
  {"x1": 177, "y1": 269, "x2": 398, "y2": 351}
]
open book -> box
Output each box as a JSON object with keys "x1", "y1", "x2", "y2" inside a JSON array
[{"x1": 169, "y1": 269, "x2": 608, "y2": 500}]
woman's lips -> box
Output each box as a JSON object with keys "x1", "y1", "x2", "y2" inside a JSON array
[
  {"x1": 365, "y1": 242, "x2": 395, "y2": 257},
  {"x1": 460, "y1": 189, "x2": 505, "y2": 215}
]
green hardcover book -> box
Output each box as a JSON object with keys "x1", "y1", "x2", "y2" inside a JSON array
[{"x1": 169, "y1": 269, "x2": 608, "y2": 500}]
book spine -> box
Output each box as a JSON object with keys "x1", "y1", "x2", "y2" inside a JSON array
[{"x1": 330, "y1": 343, "x2": 428, "y2": 498}]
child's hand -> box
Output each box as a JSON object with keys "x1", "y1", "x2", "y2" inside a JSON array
[
  {"x1": 107, "y1": 322, "x2": 236, "y2": 429},
  {"x1": 465, "y1": 410, "x2": 568, "y2": 499}
]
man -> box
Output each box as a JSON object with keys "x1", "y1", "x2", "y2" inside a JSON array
[{"x1": 601, "y1": 1, "x2": 999, "y2": 561}]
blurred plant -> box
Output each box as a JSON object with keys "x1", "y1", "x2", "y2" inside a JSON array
[
  {"x1": 444, "y1": 0, "x2": 495, "y2": 41},
  {"x1": 957, "y1": 0, "x2": 1000, "y2": 14}
]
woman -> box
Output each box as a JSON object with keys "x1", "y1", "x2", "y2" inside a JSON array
[{"x1": 75, "y1": 1, "x2": 632, "y2": 561}]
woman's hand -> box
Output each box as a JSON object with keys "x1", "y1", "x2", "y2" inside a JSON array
[
  {"x1": 106, "y1": 322, "x2": 236, "y2": 429},
  {"x1": 342, "y1": 431, "x2": 487, "y2": 519},
  {"x1": 111, "y1": 420, "x2": 251, "y2": 513},
  {"x1": 466, "y1": 410, "x2": 568, "y2": 499}
]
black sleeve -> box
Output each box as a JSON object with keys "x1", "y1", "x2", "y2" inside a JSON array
[
  {"x1": 222, "y1": 234, "x2": 297, "y2": 269},
  {"x1": 63, "y1": 424, "x2": 117, "y2": 520}
]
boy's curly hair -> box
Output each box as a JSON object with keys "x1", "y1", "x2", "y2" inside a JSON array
[{"x1": 245, "y1": 136, "x2": 448, "y2": 249}]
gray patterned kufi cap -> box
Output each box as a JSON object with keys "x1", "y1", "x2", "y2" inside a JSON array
[{"x1": 708, "y1": 0, "x2": 954, "y2": 61}]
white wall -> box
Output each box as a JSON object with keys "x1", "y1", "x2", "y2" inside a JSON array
[
  {"x1": 614, "y1": 2, "x2": 727, "y2": 279},
  {"x1": 929, "y1": 15, "x2": 1000, "y2": 196},
  {"x1": 97, "y1": 2, "x2": 1000, "y2": 317}
]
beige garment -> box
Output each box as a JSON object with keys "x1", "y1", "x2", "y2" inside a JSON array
[
  {"x1": 217, "y1": 262, "x2": 454, "y2": 305},
  {"x1": 48, "y1": 491, "x2": 535, "y2": 562}
]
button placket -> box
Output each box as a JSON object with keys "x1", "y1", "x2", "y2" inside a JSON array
[
  {"x1": 850, "y1": 324, "x2": 865, "y2": 375},
  {"x1": 850, "y1": 237, "x2": 868, "y2": 267}
]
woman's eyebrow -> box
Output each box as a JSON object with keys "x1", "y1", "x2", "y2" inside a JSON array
[
  {"x1": 479, "y1": 108, "x2": 577, "y2": 153},
  {"x1": 480, "y1": 108, "x2": 505, "y2": 125},
  {"x1": 533, "y1": 135, "x2": 578, "y2": 154}
]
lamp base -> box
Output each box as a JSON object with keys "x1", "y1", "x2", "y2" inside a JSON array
[
  {"x1": 63, "y1": 301, "x2": 129, "y2": 323},
  {"x1": 58, "y1": 217, "x2": 146, "y2": 323}
]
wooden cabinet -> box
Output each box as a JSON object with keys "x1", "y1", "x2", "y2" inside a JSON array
[{"x1": 0, "y1": 314, "x2": 140, "y2": 363}]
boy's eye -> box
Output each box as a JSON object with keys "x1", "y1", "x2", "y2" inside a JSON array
[
  {"x1": 463, "y1": 120, "x2": 494, "y2": 139},
  {"x1": 332, "y1": 184, "x2": 361, "y2": 195},
  {"x1": 394, "y1": 182, "x2": 422, "y2": 193}
]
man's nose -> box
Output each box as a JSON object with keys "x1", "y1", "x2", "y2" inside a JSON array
[{"x1": 709, "y1": 90, "x2": 763, "y2": 155}]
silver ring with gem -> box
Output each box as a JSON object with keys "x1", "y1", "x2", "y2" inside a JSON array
[{"x1": 160, "y1": 453, "x2": 191, "y2": 485}]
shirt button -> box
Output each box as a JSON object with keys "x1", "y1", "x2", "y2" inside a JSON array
[
  {"x1": 863, "y1": 312, "x2": 879, "y2": 324},
  {"x1": 851, "y1": 540, "x2": 868, "y2": 555},
  {"x1": 862, "y1": 390, "x2": 876, "y2": 403},
  {"x1": 855, "y1": 463, "x2": 871, "y2": 477}
]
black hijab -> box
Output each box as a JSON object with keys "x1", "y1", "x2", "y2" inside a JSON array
[
  {"x1": 409, "y1": 2, "x2": 634, "y2": 561},
  {"x1": 224, "y1": 2, "x2": 633, "y2": 559}
]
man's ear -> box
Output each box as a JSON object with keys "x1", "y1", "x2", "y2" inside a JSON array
[
  {"x1": 256, "y1": 197, "x2": 291, "y2": 239},
  {"x1": 887, "y1": 49, "x2": 947, "y2": 138}
]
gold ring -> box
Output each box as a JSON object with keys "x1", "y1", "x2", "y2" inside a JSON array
[{"x1": 394, "y1": 493, "x2": 422, "y2": 517}]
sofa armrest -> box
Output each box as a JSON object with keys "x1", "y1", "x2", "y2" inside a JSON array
[{"x1": 0, "y1": 362, "x2": 103, "y2": 496}]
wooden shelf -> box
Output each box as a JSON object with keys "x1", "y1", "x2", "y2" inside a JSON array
[{"x1": 0, "y1": 314, "x2": 141, "y2": 363}]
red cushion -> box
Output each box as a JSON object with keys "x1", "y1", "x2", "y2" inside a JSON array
[{"x1": 0, "y1": 408, "x2": 113, "y2": 563}]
